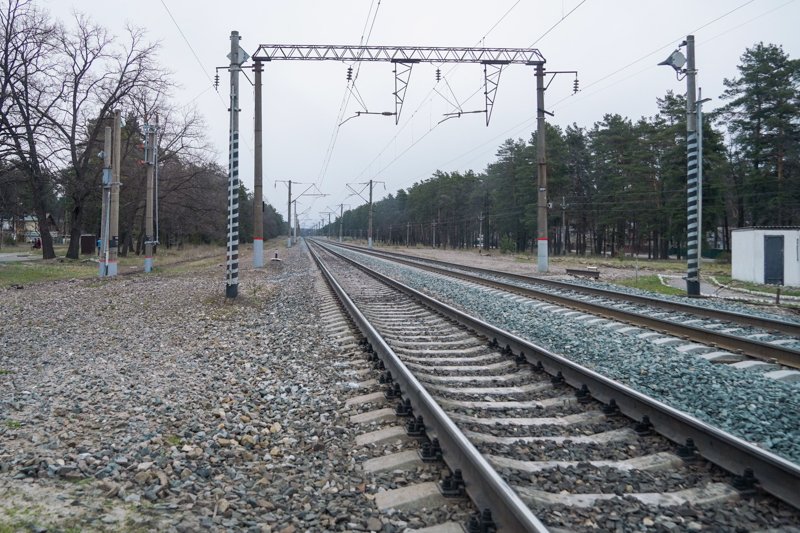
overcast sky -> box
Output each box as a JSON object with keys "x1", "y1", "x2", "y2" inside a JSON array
[{"x1": 42, "y1": 0, "x2": 800, "y2": 229}]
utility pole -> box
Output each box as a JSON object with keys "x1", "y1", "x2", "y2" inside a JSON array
[
  {"x1": 225, "y1": 30, "x2": 248, "y2": 298},
  {"x1": 406, "y1": 222, "x2": 410, "y2": 247},
  {"x1": 659, "y1": 35, "x2": 702, "y2": 296},
  {"x1": 368, "y1": 179, "x2": 373, "y2": 248},
  {"x1": 696, "y1": 88, "x2": 711, "y2": 288},
  {"x1": 98, "y1": 125, "x2": 112, "y2": 277},
  {"x1": 432, "y1": 220, "x2": 436, "y2": 248},
  {"x1": 346, "y1": 180, "x2": 383, "y2": 249},
  {"x1": 287, "y1": 181, "x2": 292, "y2": 247},
  {"x1": 144, "y1": 118, "x2": 158, "y2": 273},
  {"x1": 478, "y1": 212, "x2": 484, "y2": 251},
  {"x1": 337, "y1": 203, "x2": 347, "y2": 242},
  {"x1": 253, "y1": 59, "x2": 264, "y2": 267},
  {"x1": 535, "y1": 64, "x2": 548, "y2": 273},
  {"x1": 103, "y1": 109, "x2": 122, "y2": 277},
  {"x1": 560, "y1": 196, "x2": 567, "y2": 255},
  {"x1": 684, "y1": 35, "x2": 699, "y2": 296}
]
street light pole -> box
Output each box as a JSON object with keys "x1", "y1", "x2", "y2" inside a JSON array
[
  {"x1": 659, "y1": 35, "x2": 701, "y2": 296},
  {"x1": 684, "y1": 35, "x2": 700, "y2": 296}
]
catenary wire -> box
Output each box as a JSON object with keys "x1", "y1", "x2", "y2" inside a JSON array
[{"x1": 396, "y1": 0, "x2": 782, "y2": 193}]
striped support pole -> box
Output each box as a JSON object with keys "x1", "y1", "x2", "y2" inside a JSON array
[
  {"x1": 226, "y1": 31, "x2": 243, "y2": 299},
  {"x1": 686, "y1": 131, "x2": 699, "y2": 295},
  {"x1": 684, "y1": 35, "x2": 699, "y2": 296}
]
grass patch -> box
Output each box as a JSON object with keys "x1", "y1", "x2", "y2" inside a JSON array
[
  {"x1": 0, "y1": 369, "x2": 13, "y2": 375},
  {"x1": 4, "y1": 419, "x2": 21, "y2": 429},
  {"x1": 0, "y1": 260, "x2": 95, "y2": 288},
  {"x1": 165, "y1": 434, "x2": 182, "y2": 446},
  {"x1": 0, "y1": 244, "x2": 225, "y2": 288},
  {"x1": 614, "y1": 275, "x2": 685, "y2": 296}
]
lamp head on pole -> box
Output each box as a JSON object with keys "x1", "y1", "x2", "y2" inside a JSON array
[{"x1": 658, "y1": 49, "x2": 687, "y2": 80}]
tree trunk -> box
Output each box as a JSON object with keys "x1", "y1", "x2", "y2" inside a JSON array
[{"x1": 66, "y1": 202, "x2": 82, "y2": 259}]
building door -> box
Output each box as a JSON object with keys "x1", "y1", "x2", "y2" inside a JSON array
[{"x1": 764, "y1": 235, "x2": 784, "y2": 285}]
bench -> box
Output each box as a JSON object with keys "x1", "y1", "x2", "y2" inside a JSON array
[{"x1": 565, "y1": 268, "x2": 600, "y2": 279}]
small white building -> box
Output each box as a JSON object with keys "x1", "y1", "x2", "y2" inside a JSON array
[{"x1": 731, "y1": 227, "x2": 800, "y2": 287}]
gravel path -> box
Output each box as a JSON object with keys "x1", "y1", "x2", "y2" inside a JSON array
[{"x1": 0, "y1": 244, "x2": 420, "y2": 532}]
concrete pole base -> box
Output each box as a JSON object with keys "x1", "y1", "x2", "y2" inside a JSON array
[
  {"x1": 253, "y1": 239, "x2": 264, "y2": 268},
  {"x1": 537, "y1": 239, "x2": 549, "y2": 273},
  {"x1": 226, "y1": 283, "x2": 238, "y2": 299},
  {"x1": 144, "y1": 257, "x2": 153, "y2": 273},
  {"x1": 686, "y1": 279, "x2": 700, "y2": 296}
]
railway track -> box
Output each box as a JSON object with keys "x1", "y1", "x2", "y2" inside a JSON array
[
  {"x1": 307, "y1": 240, "x2": 800, "y2": 532},
  {"x1": 324, "y1": 241, "x2": 800, "y2": 373}
]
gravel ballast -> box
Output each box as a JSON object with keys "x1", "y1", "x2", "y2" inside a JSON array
[
  {"x1": 334, "y1": 246, "x2": 800, "y2": 465},
  {"x1": 0, "y1": 245, "x2": 437, "y2": 532}
]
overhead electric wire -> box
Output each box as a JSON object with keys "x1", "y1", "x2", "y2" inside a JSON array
[
  {"x1": 529, "y1": 0, "x2": 588, "y2": 47},
  {"x1": 353, "y1": 0, "x2": 526, "y2": 182},
  {"x1": 405, "y1": 0, "x2": 778, "y2": 188},
  {"x1": 159, "y1": 0, "x2": 226, "y2": 109},
  {"x1": 317, "y1": 0, "x2": 382, "y2": 187},
  {"x1": 363, "y1": 0, "x2": 589, "y2": 186}
]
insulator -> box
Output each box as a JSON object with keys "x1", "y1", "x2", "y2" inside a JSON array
[
  {"x1": 435, "y1": 68, "x2": 441, "y2": 82},
  {"x1": 214, "y1": 73, "x2": 219, "y2": 89},
  {"x1": 573, "y1": 77, "x2": 579, "y2": 93},
  {"x1": 346, "y1": 66, "x2": 353, "y2": 81}
]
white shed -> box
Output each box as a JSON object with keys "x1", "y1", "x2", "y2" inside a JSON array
[{"x1": 731, "y1": 227, "x2": 800, "y2": 287}]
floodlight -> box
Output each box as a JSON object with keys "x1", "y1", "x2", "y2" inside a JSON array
[{"x1": 658, "y1": 50, "x2": 686, "y2": 74}]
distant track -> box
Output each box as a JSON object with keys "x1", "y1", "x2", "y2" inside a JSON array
[{"x1": 324, "y1": 241, "x2": 800, "y2": 370}]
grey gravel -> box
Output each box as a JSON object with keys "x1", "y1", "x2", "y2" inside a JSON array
[
  {"x1": 334, "y1": 246, "x2": 800, "y2": 465},
  {"x1": 0, "y1": 244, "x2": 450, "y2": 531}
]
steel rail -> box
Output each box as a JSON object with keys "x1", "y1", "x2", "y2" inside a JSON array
[
  {"x1": 307, "y1": 241, "x2": 550, "y2": 532},
  {"x1": 326, "y1": 242, "x2": 800, "y2": 368},
  {"x1": 312, "y1": 239, "x2": 800, "y2": 511},
  {"x1": 334, "y1": 243, "x2": 800, "y2": 336}
]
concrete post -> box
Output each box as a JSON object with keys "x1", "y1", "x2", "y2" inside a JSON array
[
  {"x1": 535, "y1": 64, "x2": 548, "y2": 273},
  {"x1": 253, "y1": 59, "x2": 264, "y2": 267}
]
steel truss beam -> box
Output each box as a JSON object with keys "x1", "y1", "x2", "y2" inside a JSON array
[
  {"x1": 394, "y1": 62, "x2": 413, "y2": 124},
  {"x1": 252, "y1": 44, "x2": 545, "y2": 65},
  {"x1": 484, "y1": 64, "x2": 503, "y2": 126}
]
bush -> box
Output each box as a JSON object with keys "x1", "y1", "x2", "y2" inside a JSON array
[
  {"x1": 500, "y1": 235, "x2": 516, "y2": 254},
  {"x1": 715, "y1": 251, "x2": 731, "y2": 264}
]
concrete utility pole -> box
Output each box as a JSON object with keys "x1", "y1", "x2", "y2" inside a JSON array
[
  {"x1": 226, "y1": 30, "x2": 248, "y2": 298},
  {"x1": 101, "y1": 109, "x2": 122, "y2": 278},
  {"x1": 535, "y1": 64, "x2": 548, "y2": 273},
  {"x1": 287, "y1": 181, "x2": 292, "y2": 248},
  {"x1": 684, "y1": 35, "x2": 700, "y2": 296},
  {"x1": 406, "y1": 222, "x2": 410, "y2": 247},
  {"x1": 98, "y1": 125, "x2": 112, "y2": 277},
  {"x1": 479, "y1": 212, "x2": 484, "y2": 251},
  {"x1": 253, "y1": 59, "x2": 264, "y2": 267},
  {"x1": 144, "y1": 118, "x2": 158, "y2": 273},
  {"x1": 368, "y1": 179, "x2": 373, "y2": 248},
  {"x1": 696, "y1": 88, "x2": 711, "y2": 287},
  {"x1": 346, "y1": 180, "x2": 383, "y2": 249},
  {"x1": 338, "y1": 204, "x2": 345, "y2": 242}
]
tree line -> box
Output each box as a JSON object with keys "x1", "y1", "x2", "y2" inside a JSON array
[
  {"x1": 0, "y1": 0, "x2": 284, "y2": 258},
  {"x1": 329, "y1": 42, "x2": 799, "y2": 258}
]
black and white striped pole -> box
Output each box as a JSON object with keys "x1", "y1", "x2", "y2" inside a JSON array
[
  {"x1": 659, "y1": 35, "x2": 699, "y2": 296},
  {"x1": 684, "y1": 36, "x2": 699, "y2": 296},
  {"x1": 226, "y1": 31, "x2": 249, "y2": 299}
]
